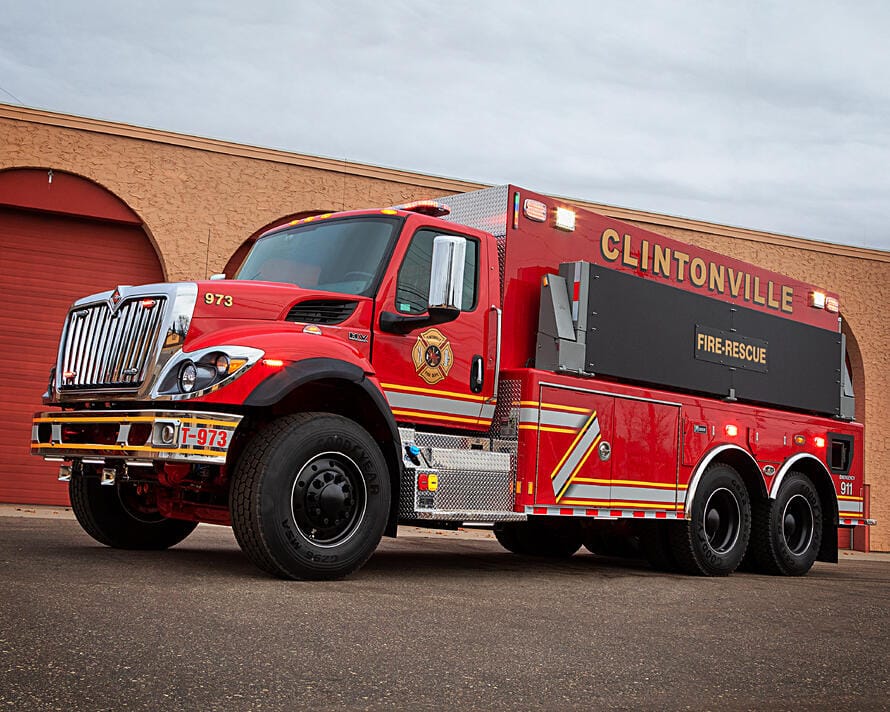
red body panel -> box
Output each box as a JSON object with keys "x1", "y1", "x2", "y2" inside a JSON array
[{"x1": 508, "y1": 368, "x2": 863, "y2": 519}]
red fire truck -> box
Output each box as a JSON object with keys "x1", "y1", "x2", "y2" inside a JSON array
[{"x1": 31, "y1": 186, "x2": 869, "y2": 579}]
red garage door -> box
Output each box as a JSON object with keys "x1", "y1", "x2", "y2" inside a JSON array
[{"x1": 0, "y1": 170, "x2": 163, "y2": 505}]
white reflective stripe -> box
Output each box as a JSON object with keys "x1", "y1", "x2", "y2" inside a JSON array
[
  {"x1": 519, "y1": 407, "x2": 587, "y2": 429},
  {"x1": 551, "y1": 415, "x2": 600, "y2": 498},
  {"x1": 385, "y1": 391, "x2": 491, "y2": 420},
  {"x1": 563, "y1": 484, "x2": 677, "y2": 504},
  {"x1": 837, "y1": 500, "x2": 864, "y2": 514}
]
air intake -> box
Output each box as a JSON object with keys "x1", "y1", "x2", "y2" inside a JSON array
[{"x1": 285, "y1": 300, "x2": 357, "y2": 325}]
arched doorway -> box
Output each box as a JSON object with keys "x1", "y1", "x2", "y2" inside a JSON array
[
  {"x1": 840, "y1": 319, "x2": 868, "y2": 551},
  {"x1": 0, "y1": 168, "x2": 165, "y2": 506}
]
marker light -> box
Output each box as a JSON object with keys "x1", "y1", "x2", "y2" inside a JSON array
[
  {"x1": 398, "y1": 200, "x2": 451, "y2": 217},
  {"x1": 814, "y1": 436, "x2": 826, "y2": 448},
  {"x1": 808, "y1": 291, "x2": 826, "y2": 309},
  {"x1": 825, "y1": 296, "x2": 839, "y2": 313},
  {"x1": 554, "y1": 207, "x2": 576, "y2": 232},
  {"x1": 262, "y1": 359, "x2": 285, "y2": 368},
  {"x1": 724, "y1": 424, "x2": 739, "y2": 437},
  {"x1": 793, "y1": 434, "x2": 806, "y2": 446},
  {"x1": 141, "y1": 299, "x2": 157, "y2": 309},
  {"x1": 523, "y1": 199, "x2": 548, "y2": 222}
]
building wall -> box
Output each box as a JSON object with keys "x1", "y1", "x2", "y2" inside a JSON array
[{"x1": 2, "y1": 104, "x2": 888, "y2": 549}]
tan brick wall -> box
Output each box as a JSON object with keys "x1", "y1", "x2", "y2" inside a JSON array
[{"x1": 2, "y1": 106, "x2": 888, "y2": 550}]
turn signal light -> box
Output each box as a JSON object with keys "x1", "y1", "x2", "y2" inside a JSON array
[
  {"x1": 262, "y1": 359, "x2": 285, "y2": 368},
  {"x1": 724, "y1": 424, "x2": 739, "y2": 437},
  {"x1": 814, "y1": 436, "x2": 826, "y2": 448},
  {"x1": 793, "y1": 434, "x2": 806, "y2": 445}
]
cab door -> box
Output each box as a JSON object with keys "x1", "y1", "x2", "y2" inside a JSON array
[{"x1": 372, "y1": 224, "x2": 496, "y2": 431}]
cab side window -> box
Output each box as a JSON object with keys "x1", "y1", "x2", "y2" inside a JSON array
[{"x1": 395, "y1": 229, "x2": 478, "y2": 314}]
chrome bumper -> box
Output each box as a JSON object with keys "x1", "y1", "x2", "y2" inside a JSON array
[{"x1": 31, "y1": 409, "x2": 242, "y2": 465}]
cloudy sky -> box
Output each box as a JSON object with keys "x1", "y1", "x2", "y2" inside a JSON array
[{"x1": 2, "y1": 1, "x2": 889, "y2": 250}]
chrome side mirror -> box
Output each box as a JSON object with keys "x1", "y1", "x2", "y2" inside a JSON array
[{"x1": 429, "y1": 236, "x2": 466, "y2": 310}]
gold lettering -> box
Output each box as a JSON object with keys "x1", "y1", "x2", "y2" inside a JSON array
[
  {"x1": 744, "y1": 273, "x2": 751, "y2": 301},
  {"x1": 781, "y1": 285, "x2": 794, "y2": 313},
  {"x1": 709, "y1": 262, "x2": 725, "y2": 293},
  {"x1": 653, "y1": 244, "x2": 671, "y2": 277},
  {"x1": 675, "y1": 251, "x2": 690, "y2": 281},
  {"x1": 622, "y1": 234, "x2": 639, "y2": 268},
  {"x1": 758, "y1": 347, "x2": 767, "y2": 364},
  {"x1": 690, "y1": 257, "x2": 707, "y2": 287},
  {"x1": 697, "y1": 332, "x2": 705, "y2": 350},
  {"x1": 728, "y1": 268, "x2": 743, "y2": 298},
  {"x1": 767, "y1": 281, "x2": 780, "y2": 309},
  {"x1": 602, "y1": 229, "x2": 620, "y2": 261},
  {"x1": 753, "y1": 276, "x2": 766, "y2": 306},
  {"x1": 640, "y1": 240, "x2": 650, "y2": 271}
]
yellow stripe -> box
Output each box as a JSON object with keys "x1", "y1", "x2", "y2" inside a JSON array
[
  {"x1": 34, "y1": 416, "x2": 157, "y2": 424},
  {"x1": 35, "y1": 415, "x2": 238, "y2": 428},
  {"x1": 559, "y1": 499, "x2": 682, "y2": 510},
  {"x1": 550, "y1": 411, "x2": 597, "y2": 480},
  {"x1": 837, "y1": 495, "x2": 863, "y2": 501},
  {"x1": 519, "y1": 401, "x2": 590, "y2": 413},
  {"x1": 391, "y1": 409, "x2": 490, "y2": 427},
  {"x1": 518, "y1": 423, "x2": 577, "y2": 434},
  {"x1": 382, "y1": 382, "x2": 487, "y2": 402},
  {"x1": 32, "y1": 442, "x2": 227, "y2": 458},
  {"x1": 572, "y1": 477, "x2": 687, "y2": 490},
  {"x1": 557, "y1": 434, "x2": 601, "y2": 501}
]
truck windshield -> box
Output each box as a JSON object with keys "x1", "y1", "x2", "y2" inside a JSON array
[{"x1": 234, "y1": 216, "x2": 402, "y2": 296}]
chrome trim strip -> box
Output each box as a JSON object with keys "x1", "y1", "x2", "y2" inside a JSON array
[
  {"x1": 538, "y1": 381, "x2": 683, "y2": 407},
  {"x1": 769, "y1": 453, "x2": 832, "y2": 499},
  {"x1": 684, "y1": 444, "x2": 758, "y2": 520}
]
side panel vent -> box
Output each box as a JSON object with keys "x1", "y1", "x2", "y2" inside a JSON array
[{"x1": 286, "y1": 300, "x2": 358, "y2": 325}]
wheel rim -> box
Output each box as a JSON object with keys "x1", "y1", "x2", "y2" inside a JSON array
[
  {"x1": 702, "y1": 487, "x2": 741, "y2": 555},
  {"x1": 116, "y1": 483, "x2": 166, "y2": 524},
  {"x1": 781, "y1": 493, "x2": 814, "y2": 555},
  {"x1": 290, "y1": 451, "x2": 367, "y2": 548}
]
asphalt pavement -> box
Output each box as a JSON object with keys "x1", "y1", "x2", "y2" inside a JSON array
[{"x1": 1, "y1": 509, "x2": 888, "y2": 711}]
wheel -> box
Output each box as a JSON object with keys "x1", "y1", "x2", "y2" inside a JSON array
[
  {"x1": 493, "y1": 518, "x2": 583, "y2": 558},
  {"x1": 748, "y1": 472, "x2": 822, "y2": 576},
  {"x1": 230, "y1": 413, "x2": 390, "y2": 580},
  {"x1": 670, "y1": 464, "x2": 751, "y2": 576},
  {"x1": 583, "y1": 521, "x2": 643, "y2": 559},
  {"x1": 69, "y1": 471, "x2": 197, "y2": 550},
  {"x1": 639, "y1": 521, "x2": 681, "y2": 572}
]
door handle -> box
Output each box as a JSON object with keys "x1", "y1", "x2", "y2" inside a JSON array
[{"x1": 470, "y1": 354, "x2": 484, "y2": 393}]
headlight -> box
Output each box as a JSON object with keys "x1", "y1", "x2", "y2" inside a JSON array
[
  {"x1": 213, "y1": 354, "x2": 230, "y2": 376},
  {"x1": 179, "y1": 361, "x2": 198, "y2": 393},
  {"x1": 153, "y1": 345, "x2": 265, "y2": 398}
]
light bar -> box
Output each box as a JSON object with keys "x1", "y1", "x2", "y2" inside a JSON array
[{"x1": 398, "y1": 200, "x2": 451, "y2": 217}]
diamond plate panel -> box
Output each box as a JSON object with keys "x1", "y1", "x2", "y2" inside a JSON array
[{"x1": 435, "y1": 185, "x2": 510, "y2": 238}]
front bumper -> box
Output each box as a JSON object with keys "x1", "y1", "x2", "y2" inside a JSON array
[{"x1": 31, "y1": 410, "x2": 242, "y2": 465}]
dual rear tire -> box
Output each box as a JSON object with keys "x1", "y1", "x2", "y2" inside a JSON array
[{"x1": 671, "y1": 464, "x2": 822, "y2": 576}]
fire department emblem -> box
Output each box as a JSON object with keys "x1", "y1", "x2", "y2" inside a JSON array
[{"x1": 412, "y1": 328, "x2": 454, "y2": 385}]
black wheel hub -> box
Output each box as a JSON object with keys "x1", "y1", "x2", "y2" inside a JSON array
[
  {"x1": 291, "y1": 453, "x2": 366, "y2": 546},
  {"x1": 782, "y1": 494, "x2": 814, "y2": 555},
  {"x1": 703, "y1": 487, "x2": 741, "y2": 555}
]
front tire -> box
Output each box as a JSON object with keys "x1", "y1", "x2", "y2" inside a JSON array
[
  {"x1": 748, "y1": 472, "x2": 822, "y2": 576},
  {"x1": 230, "y1": 413, "x2": 390, "y2": 580},
  {"x1": 69, "y1": 472, "x2": 197, "y2": 550},
  {"x1": 670, "y1": 464, "x2": 751, "y2": 576}
]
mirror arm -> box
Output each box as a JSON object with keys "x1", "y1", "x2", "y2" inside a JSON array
[{"x1": 378, "y1": 306, "x2": 459, "y2": 335}]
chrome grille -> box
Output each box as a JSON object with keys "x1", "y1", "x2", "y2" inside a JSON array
[{"x1": 60, "y1": 297, "x2": 167, "y2": 389}]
